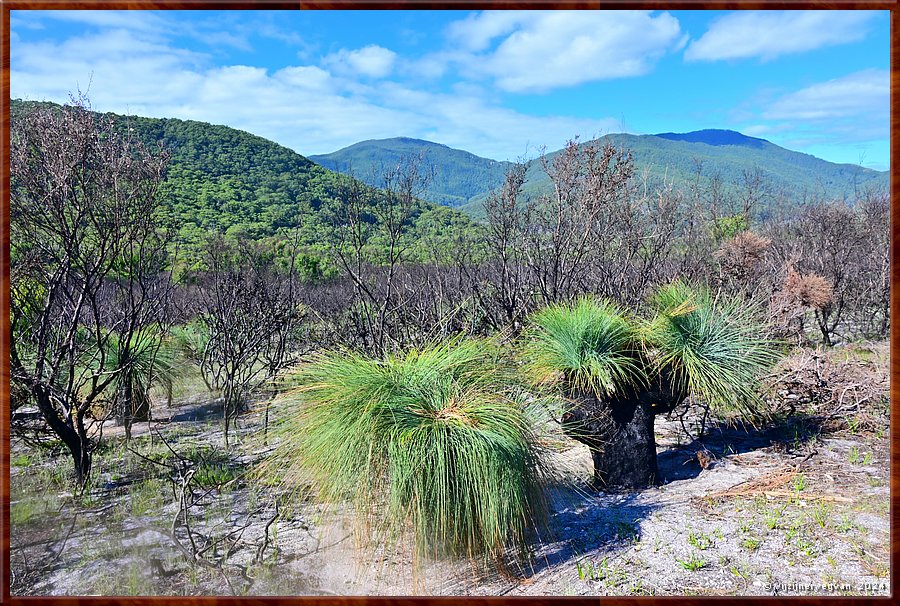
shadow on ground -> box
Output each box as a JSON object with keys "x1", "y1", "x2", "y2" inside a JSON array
[
  {"x1": 505, "y1": 414, "x2": 828, "y2": 581},
  {"x1": 657, "y1": 414, "x2": 825, "y2": 483}
]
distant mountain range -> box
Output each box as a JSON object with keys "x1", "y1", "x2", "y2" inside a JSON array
[{"x1": 311, "y1": 130, "x2": 888, "y2": 219}]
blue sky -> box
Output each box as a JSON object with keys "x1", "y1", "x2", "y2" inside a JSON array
[{"x1": 9, "y1": 9, "x2": 890, "y2": 170}]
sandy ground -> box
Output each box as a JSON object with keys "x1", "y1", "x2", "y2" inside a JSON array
[{"x1": 10, "y1": 389, "x2": 890, "y2": 597}]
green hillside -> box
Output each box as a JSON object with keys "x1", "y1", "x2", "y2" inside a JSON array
[
  {"x1": 459, "y1": 131, "x2": 888, "y2": 219},
  {"x1": 310, "y1": 138, "x2": 514, "y2": 208},
  {"x1": 10, "y1": 100, "x2": 476, "y2": 260},
  {"x1": 307, "y1": 130, "x2": 887, "y2": 221}
]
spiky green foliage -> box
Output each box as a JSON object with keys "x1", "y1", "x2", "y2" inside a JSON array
[
  {"x1": 261, "y1": 336, "x2": 550, "y2": 567},
  {"x1": 519, "y1": 285, "x2": 780, "y2": 419},
  {"x1": 520, "y1": 298, "x2": 643, "y2": 398},
  {"x1": 642, "y1": 282, "x2": 781, "y2": 417},
  {"x1": 104, "y1": 329, "x2": 180, "y2": 414}
]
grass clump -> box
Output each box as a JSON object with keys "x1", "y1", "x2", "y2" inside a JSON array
[
  {"x1": 643, "y1": 282, "x2": 781, "y2": 419},
  {"x1": 520, "y1": 298, "x2": 643, "y2": 398},
  {"x1": 261, "y1": 336, "x2": 551, "y2": 568}
]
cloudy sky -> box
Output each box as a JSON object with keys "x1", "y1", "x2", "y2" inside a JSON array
[{"x1": 9, "y1": 10, "x2": 890, "y2": 169}]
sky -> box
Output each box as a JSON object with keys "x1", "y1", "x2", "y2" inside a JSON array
[{"x1": 9, "y1": 9, "x2": 891, "y2": 170}]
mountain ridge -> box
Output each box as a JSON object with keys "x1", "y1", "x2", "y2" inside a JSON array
[
  {"x1": 308, "y1": 130, "x2": 887, "y2": 219},
  {"x1": 310, "y1": 138, "x2": 515, "y2": 208}
]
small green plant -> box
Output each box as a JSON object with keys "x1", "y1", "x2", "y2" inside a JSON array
[
  {"x1": 810, "y1": 504, "x2": 831, "y2": 529},
  {"x1": 12, "y1": 454, "x2": 34, "y2": 468},
  {"x1": 124, "y1": 562, "x2": 151, "y2": 596},
  {"x1": 677, "y1": 552, "x2": 707, "y2": 571},
  {"x1": 862, "y1": 452, "x2": 873, "y2": 465},
  {"x1": 687, "y1": 530, "x2": 713, "y2": 551},
  {"x1": 742, "y1": 537, "x2": 761, "y2": 551},
  {"x1": 10, "y1": 497, "x2": 51, "y2": 526},
  {"x1": 763, "y1": 504, "x2": 785, "y2": 530},
  {"x1": 576, "y1": 558, "x2": 611, "y2": 582},
  {"x1": 729, "y1": 564, "x2": 750, "y2": 580},
  {"x1": 791, "y1": 474, "x2": 806, "y2": 492},
  {"x1": 194, "y1": 462, "x2": 239, "y2": 488},
  {"x1": 130, "y1": 478, "x2": 167, "y2": 517},
  {"x1": 836, "y1": 514, "x2": 857, "y2": 533},
  {"x1": 848, "y1": 446, "x2": 860, "y2": 464},
  {"x1": 796, "y1": 536, "x2": 817, "y2": 557}
]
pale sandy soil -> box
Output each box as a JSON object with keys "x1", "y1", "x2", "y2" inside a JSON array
[{"x1": 10, "y1": 377, "x2": 890, "y2": 597}]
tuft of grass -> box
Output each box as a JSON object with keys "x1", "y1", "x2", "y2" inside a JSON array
[
  {"x1": 12, "y1": 454, "x2": 34, "y2": 468},
  {"x1": 520, "y1": 297, "x2": 643, "y2": 398},
  {"x1": 10, "y1": 496, "x2": 53, "y2": 526},
  {"x1": 643, "y1": 282, "x2": 781, "y2": 419},
  {"x1": 810, "y1": 503, "x2": 831, "y2": 529},
  {"x1": 260, "y1": 336, "x2": 551, "y2": 568},
  {"x1": 687, "y1": 530, "x2": 713, "y2": 551},
  {"x1": 676, "y1": 552, "x2": 707, "y2": 571},
  {"x1": 742, "y1": 537, "x2": 762, "y2": 551},
  {"x1": 130, "y1": 479, "x2": 168, "y2": 517}
]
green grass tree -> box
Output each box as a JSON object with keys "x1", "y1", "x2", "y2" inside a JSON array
[
  {"x1": 103, "y1": 329, "x2": 180, "y2": 440},
  {"x1": 261, "y1": 336, "x2": 550, "y2": 569},
  {"x1": 521, "y1": 283, "x2": 779, "y2": 489}
]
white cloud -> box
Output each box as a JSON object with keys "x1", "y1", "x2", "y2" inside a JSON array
[
  {"x1": 732, "y1": 70, "x2": 888, "y2": 165},
  {"x1": 763, "y1": 69, "x2": 888, "y2": 121},
  {"x1": 685, "y1": 11, "x2": 879, "y2": 62},
  {"x1": 27, "y1": 9, "x2": 170, "y2": 32},
  {"x1": 323, "y1": 45, "x2": 397, "y2": 79},
  {"x1": 10, "y1": 28, "x2": 621, "y2": 161},
  {"x1": 442, "y1": 11, "x2": 684, "y2": 93},
  {"x1": 446, "y1": 10, "x2": 531, "y2": 52}
]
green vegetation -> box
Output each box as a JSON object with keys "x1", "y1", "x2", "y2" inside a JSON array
[
  {"x1": 310, "y1": 137, "x2": 514, "y2": 207},
  {"x1": 460, "y1": 131, "x2": 888, "y2": 219},
  {"x1": 262, "y1": 336, "x2": 550, "y2": 567},
  {"x1": 676, "y1": 552, "x2": 707, "y2": 571},
  {"x1": 9, "y1": 99, "x2": 481, "y2": 272},
  {"x1": 520, "y1": 298, "x2": 642, "y2": 398},
  {"x1": 644, "y1": 282, "x2": 781, "y2": 419},
  {"x1": 518, "y1": 283, "x2": 779, "y2": 487}
]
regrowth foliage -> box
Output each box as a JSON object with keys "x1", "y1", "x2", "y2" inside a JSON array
[{"x1": 262, "y1": 337, "x2": 550, "y2": 567}]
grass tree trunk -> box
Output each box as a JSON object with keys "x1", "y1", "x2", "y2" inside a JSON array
[
  {"x1": 563, "y1": 381, "x2": 685, "y2": 490},
  {"x1": 562, "y1": 391, "x2": 659, "y2": 488}
]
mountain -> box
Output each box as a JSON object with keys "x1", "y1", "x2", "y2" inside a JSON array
[
  {"x1": 654, "y1": 129, "x2": 769, "y2": 149},
  {"x1": 310, "y1": 138, "x2": 514, "y2": 208},
  {"x1": 458, "y1": 130, "x2": 888, "y2": 219}
]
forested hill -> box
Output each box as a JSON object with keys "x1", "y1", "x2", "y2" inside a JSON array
[
  {"x1": 10, "y1": 99, "x2": 469, "y2": 251},
  {"x1": 310, "y1": 138, "x2": 514, "y2": 208},
  {"x1": 310, "y1": 130, "x2": 888, "y2": 221}
]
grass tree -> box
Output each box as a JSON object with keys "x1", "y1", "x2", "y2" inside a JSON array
[
  {"x1": 261, "y1": 336, "x2": 550, "y2": 569},
  {"x1": 103, "y1": 329, "x2": 180, "y2": 440},
  {"x1": 521, "y1": 283, "x2": 779, "y2": 489}
]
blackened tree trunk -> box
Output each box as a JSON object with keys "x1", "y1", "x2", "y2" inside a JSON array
[
  {"x1": 33, "y1": 388, "x2": 92, "y2": 486},
  {"x1": 562, "y1": 380, "x2": 685, "y2": 489}
]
